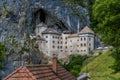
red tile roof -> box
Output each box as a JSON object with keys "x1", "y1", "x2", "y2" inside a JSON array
[
  {"x1": 4, "y1": 64, "x2": 76, "y2": 80},
  {"x1": 4, "y1": 66, "x2": 36, "y2": 80}
]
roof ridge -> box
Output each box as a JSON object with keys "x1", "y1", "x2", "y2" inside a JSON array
[
  {"x1": 26, "y1": 64, "x2": 51, "y2": 67},
  {"x1": 78, "y1": 26, "x2": 94, "y2": 34},
  {"x1": 4, "y1": 67, "x2": 23, "y2": 80},
  {"x1": 4, "y1": 64, "x2": 76, "y2": 80}
]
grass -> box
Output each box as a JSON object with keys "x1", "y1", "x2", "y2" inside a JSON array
[{"x1": 80, "y1": 51, "x2": 120, "y2": 80}]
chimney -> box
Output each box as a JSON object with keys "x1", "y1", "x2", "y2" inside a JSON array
[{"x1": 52, "y1": 54, "x2": 58, "y2": 73}]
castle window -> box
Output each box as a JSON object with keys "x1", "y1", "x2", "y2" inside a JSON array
[
  {"x1": 81, "y1": 50, "x2": 83, "y2": 52},
  {"x1": 81, "y1": 44, "x2": 83, "y2": 47},
  {"x1": 84, "y1": 37, "x2": 86, "y2": 41},
  {"x1": 65, "y1": 46, "x2": 67, "y2": 49},
  {"x1": 46, "y1": 41, "x2": 48, "y2": 43},
  {"x1": 61, "y1": 50, "x2": 63, "y2": 52},
  {"x1": 53, "y1": 41, "x2": 55, "y2": 43},
  {"x1": 77, "y1": 39, "x2": 79, "y2": 41},
  {"x1": 65, "y1": 42, "x2": 67, "y2": 44},
  {"x1": 77, "y1": 45, "x2": 79, "y2": 47},
  {"x1": 60, "y1": 46, "x2": 62, "y2": 48},
  {"x1": 84, "y1": 50, "x2": 86, "y2": 52},
  {"x1": 81, "y1": 38, "x2": 82, "y2": 41},
  {"x1": 89, "y1": 38, "x2": 91, "y2": 41},
  {"x1": 56, "y1": 36, "x2": 57, "y2": 39},
  {"x1": 77, "y1": 50, "x2": 79, "y2": 52},
  {"x1": 53, "y1": 36, "x2": 54, "y2": 38},
  {"x1": 58, "y1": 46, "x2": 59, "y2": 49},
  {"x1": 65, "y1": 37, "x2": 67, "y2": 40},
  {"x1": 58, "y1": 41, "x2": 59, "y2": 44},
  {"x1": 89, "y1": 43, "x2": 91, "y2": 46},
  {"x1": 89, "y1": 48, "x2": 91, "y2": 51},
  {"x1": 84, "y1": 43, "x2": 86, "y2": 47},
  {"x1": 70, "y1": 50, "x2": 72, "y2": 52},
  {"x1": 46, "y1": 36, "x2": 48, "y2": 38},
  {"x1": 52, "y1": 45, "x2": 55, "y2": 48},
  {"x1": 61, "y1": 37, "x2": 62, "y2": 39}
]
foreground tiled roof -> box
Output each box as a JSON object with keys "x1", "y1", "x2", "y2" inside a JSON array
[
  {"x1": 42, "y1": 28, "x2": 60, "y2": 35},
  {"x1": 78, "y1": 26, "x2": 94, "y2": 34},
  {"x1": 4, "y1": 64, "x2": 76, "y2": 80},
  {"x1": 57, "y1": 65, "x2": 76, "y2": 80},
  {"x1": 26, "y1": 65, "x2": 60, "y2": 80},
  {"x1": 4, "y1": 66, "x2": 35, "y2": 80}
]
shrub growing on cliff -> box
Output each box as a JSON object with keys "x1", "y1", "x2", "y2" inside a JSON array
[{"x1": 0, "y1": 43, "x2": 5, "y2": 70}]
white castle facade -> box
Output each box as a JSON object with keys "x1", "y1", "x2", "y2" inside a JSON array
[{"x1": 35, "y1": 23, "x2": 95, "y2": 56}]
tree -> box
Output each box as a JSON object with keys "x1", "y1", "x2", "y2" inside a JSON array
[
  {"x1": 93, "y1": 0, "x2": 120, "y2": 72},
  {"x1": 0, "y1": 43, "x2": 5, "y2": 70},
  {"x1": 62, "y1": 55, "x2": 88, "y2": 77},
  {"x1": 93, "y1": 0, "x2": 120, "y2": 47}
]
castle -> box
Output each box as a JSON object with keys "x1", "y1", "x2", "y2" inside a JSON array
[{"x1": 35, "y1": 23, "x2": 95, "y2": 57}]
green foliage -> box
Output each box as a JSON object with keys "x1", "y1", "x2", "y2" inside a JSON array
[
  {"x1": 107, "y1": 76, "x2": 120, "y2": 80},
  {"x1": 0, "y1": 5, "x2": 14, "y2": 17},
  {"x1": 111, "y1": 48, "x2": 120, "y2": 72},
  {"x1": 0, "y1": 43, "x2": 5, "y2": 70},
  {"x1": 63, "y1": 55, "x2": 88, "y2": 77},
  {"x1": 93, "y1": 0, "x2": 120, "y2": 72},
  {"x1": 81, "y1": 51, "x2": 120, "y2": 80},
  {"x1": 89, "y1": 51, "x2": 94, "y2": 55},
  {"x1": 93, "y1": 0, "x2": 120, "y2": 47},
  {"x1": 99, "y1": 51, "x2": 102, "y2": 55},
  {"x1": 3, "y1": 5, "x2": 13, "y2": 15}
]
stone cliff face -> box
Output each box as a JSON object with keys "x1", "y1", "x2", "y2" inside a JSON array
[
  {"x1": 0, "y1": 0, "x2": 89, "y2": 33},
  {"x1": 0, "y1": 0, "x2": 89, "y2": 78}
]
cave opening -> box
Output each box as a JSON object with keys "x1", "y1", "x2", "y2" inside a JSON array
[
  {"x1": 33, "y1": 8, "x2": 47, "y2": 24},
  {"x1": 39, "y1": 9, "x2": 46, "y2": 23}
]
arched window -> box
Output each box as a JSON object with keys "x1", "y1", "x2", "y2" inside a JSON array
[
  {"x1": 81, "y1": 38, "x2": 82, "y2": 41},
  {"x1": 89, "y1": 38, "x2": 91, "y2": 41},
  {"x1": 53, "y1": 41, "x2": 55, "y2": 43},
  {"x1": 81, "y1": 44, "x2": 83, "y2": 47},
  {"x1": 52, "y1": 45, "x2": 55, "y2": 48},
  {"x1": 84, "y1": 43, "x2": 86, "y2": 47}
]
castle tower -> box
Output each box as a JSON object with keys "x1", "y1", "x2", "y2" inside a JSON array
[
  {"x1": 78, "y1": 26, "x2": 95, "y2": 54},
  {"x1": 35, "y1": 22, "x2": 47, "y2": 37}
]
